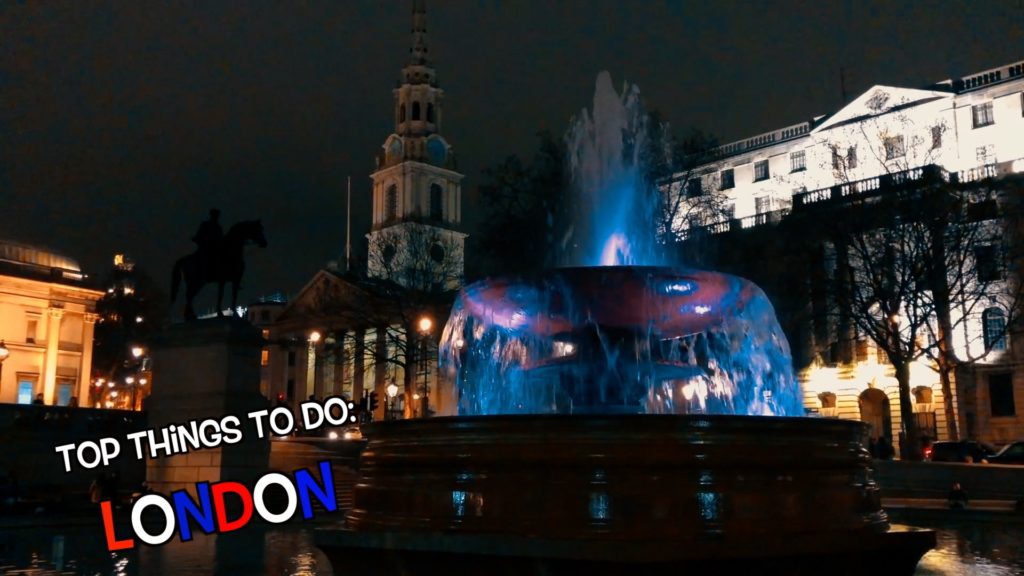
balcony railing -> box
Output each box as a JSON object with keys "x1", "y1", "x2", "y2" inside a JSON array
[
  {"x1": 960, "y1": 164, "x2": 997, "y2": 184},
  {"x1": 793, "y1": 165, "x2": 950, "y2": 208},
  {"x1": 711, "y1": 121, "x2": 812, "y2": 158},
  {"x1": 677, "y1": 164, "x2": 965, "y2": 240},
  {"x1": 675, "y1": 160, "x2": 1024, "y2": 241}
]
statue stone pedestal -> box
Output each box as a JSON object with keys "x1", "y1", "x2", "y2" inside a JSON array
[{"x1": 145, "y1": 317, "x2": 270, "y2": 495}]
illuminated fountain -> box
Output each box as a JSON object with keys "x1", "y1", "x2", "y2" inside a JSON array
[{"x1": 316, "y1": 72, "x2": 934, "y2": 575}]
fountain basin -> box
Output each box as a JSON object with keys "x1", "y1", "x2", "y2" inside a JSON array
[
  {"x1": 441, "y1": 266, "x2": 806, "y2": 417},
  {"x1": 316, "y1": 415, "x2": 934, "y2": 575}
]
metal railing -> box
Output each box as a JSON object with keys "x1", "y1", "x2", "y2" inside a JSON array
[{"x1": 678, "y1": 164, "x2": 969, "y2": 240}]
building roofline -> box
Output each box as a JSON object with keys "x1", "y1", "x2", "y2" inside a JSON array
[{"x1": 694, "y1": 57, "x2": 1023, "y2": 166}]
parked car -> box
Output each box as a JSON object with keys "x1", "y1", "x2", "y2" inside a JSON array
[
  {"x1": 988, "y1": 441, "x2": 1024, "y2": 465},
  {"x1": 924, "y1": 440, "x2": 997, "y2": 463}
]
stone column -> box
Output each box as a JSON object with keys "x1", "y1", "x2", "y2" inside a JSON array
[
  {"x1": 78, "y1": 313, "x2": 97, "y2": 406},
  {"x1": 146, "y1": 318, "x2": 270, "y2": 496},
  {"x1": 42, "y1": 307, "x2": 64, "y2": 405}
]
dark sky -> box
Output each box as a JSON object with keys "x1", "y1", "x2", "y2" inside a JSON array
[{"x1": 3, "y1": 0, "x2": 1022, "y2": 313}]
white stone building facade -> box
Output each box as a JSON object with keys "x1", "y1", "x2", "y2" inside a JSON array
[{"x1": 664, "y1": 59, "x2": 1024, "y2": 448}]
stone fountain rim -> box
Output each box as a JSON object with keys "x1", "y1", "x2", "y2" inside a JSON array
[{"x1": 363, "y1": 413, "x2": 865, "y2": 434}]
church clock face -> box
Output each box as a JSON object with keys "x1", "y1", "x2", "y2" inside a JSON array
[{"x1": 427, "y1": 138, "x2": 447, "y2": 166}]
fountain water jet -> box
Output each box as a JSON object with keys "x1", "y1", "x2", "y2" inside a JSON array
[{"x1": 562, "y1": 71, "x2": 662, "y2": 267}]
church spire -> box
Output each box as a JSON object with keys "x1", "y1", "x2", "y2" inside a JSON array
[{"x1": 409, "y1": 0, "x2": 429, "y2": 66}]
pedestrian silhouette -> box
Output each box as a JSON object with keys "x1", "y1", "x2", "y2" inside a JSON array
[{"x1": 948, "y1": 481, "x2": 969, "y2": 509}]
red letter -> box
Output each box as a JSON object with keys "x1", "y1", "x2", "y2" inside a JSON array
[
  {"x1": 211, "y1": 481, "x2": 254, "y2": 533},
  {"x1": 101, "y1": 501, "x2": 135, "y2": 551}
]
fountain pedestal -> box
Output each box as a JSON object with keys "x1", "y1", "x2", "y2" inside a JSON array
[{"x1": 316, "y1": 415, "x2": 934, "y2": 575}]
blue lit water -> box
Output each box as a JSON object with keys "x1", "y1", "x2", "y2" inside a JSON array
[
  {"x1": 561, "y1": 70, "x2": 663, "y2": 268},
  {"x1": 1, "y1": 519, "x2": 1022, "y2": 575},
  {"x1": 439, "y1": 266, "x2": 805, "y2": 417}
]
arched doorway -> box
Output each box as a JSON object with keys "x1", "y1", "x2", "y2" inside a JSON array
[{"x1": 859, "y1": 388, "x2": 892, "y2": 441}]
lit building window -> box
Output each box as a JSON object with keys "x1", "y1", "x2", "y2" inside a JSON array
[
  {"x1": 972, "y1": 102, "x2": 994, "y2": 128},
  {"x1": 261, "y1": 349, "x2": 270, "y2": 366},
  {"x1": 982, "y1": 308, "x2": 1007, "y2": 351},
  {"x1": 884, "y1": 136, "x2": 905, "y2": 160},
  {"x1": 790, "y1": 150, "x2": 806, "y2": 172},
  {"x1": 754, "y1": 160, "x2": 769, "y2": 182},
  {"x1": 755, "y1": 196, "x2": 770, "y2": 215},
  {"x1": 847, "y1": 146, "x2": 858, "y2": 169},
  {"x1": 719, "y1": 168, "x2": 734, "y2": 190},
  {"x1": 976, "y1": 144, "x2": 995, "y2": 165},
  {"x1": 931, "y1": 125, "x2": 942, "y2": 149}
]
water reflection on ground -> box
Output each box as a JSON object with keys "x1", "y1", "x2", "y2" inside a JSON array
[
  {"x1": 910, "y1": 519, "x2": 1024, "y2": 576},
  {"x1": 0, "y1": 518, "x2": 1021, "y2": 575},
  {"x1": 0, "y1": 522, "x2": 333, "y2": 576}
]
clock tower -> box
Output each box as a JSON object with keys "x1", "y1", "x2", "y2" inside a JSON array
[{"x1": 367, "y1": 0, "x2": 466, "y2": 292}]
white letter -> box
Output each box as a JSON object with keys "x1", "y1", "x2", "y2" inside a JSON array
[
  {"x1": 100, "y1": 437, "x2": 121, "y2": 466},
  {"x1": 54, "y1": 443, "x2": 76, "y2": 473},
  {"x1": 268, "y1": 407, "x2": 294, "y2": 435},
  {"x1": 301, "y1": 401, "x2": 324, "y2": 431},
  {"x1": 76, "y1": 441, "x2": 102, "y2": 469},
  {"x1": 220, "y1": 415, "x2": 242, "y2": 444},
  {"x1": 323, "y1": 397, "x2": 350, "y2": 426},
  {"x1": 131, "y1": 494, "x2": 176, "y2": 545},
  {"x1": 198, "y1": 418, "x2": 223, "y2": 448},
  {"x1": 247, "y1": 409, "x2": 269, "y2": 438},
  {"x1": 253, "y1": 473, "x2": 297, "y2": 524},
  {"x1": 126, "y1": 431, "x2": 148, "y2": 460}
]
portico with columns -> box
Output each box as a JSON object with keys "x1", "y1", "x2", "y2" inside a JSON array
[{"x1": 0, "y1": 241, "x2": 103, "y2": 406}]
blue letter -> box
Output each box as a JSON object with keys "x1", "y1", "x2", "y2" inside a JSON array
[
  {"x1": 172, "y1": 482, "x2": 216, "y2": 541},
  {"x1": 295, "y1": 461, "x2": 336, "y2": 519}
]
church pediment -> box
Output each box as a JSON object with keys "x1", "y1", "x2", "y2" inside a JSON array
[
  {"x1": 812, "y1": 85, "x2": 952, "y2": 132},
  {"x1": 275, "y1": 269, "x2": 371, "y2": 323}
]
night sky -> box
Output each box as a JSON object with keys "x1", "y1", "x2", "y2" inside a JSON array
[{"x1": 3, "y1": 1, "x2": 1022, "y2": 313}]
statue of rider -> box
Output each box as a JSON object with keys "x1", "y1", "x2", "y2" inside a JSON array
[{"x1": 192, "y1": 208, "x2": 223, "y2": 277}]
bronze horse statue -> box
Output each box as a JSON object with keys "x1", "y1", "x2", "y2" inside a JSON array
[{"x1": 171, "y1": 219, "x2": 267, "y2": 320}]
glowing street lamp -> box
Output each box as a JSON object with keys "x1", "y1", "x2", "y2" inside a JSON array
[
  {"x1": 309, "y1": 331, "x2": 322, "y2": 344},
  {"x1": 417, "y1": 316, "x2": 433, "y2": 334},
  {"x1": 131, "y1": 345, "x2": 145, "y2": 359},
  {"x1": 386, "y1": 381, "x2": 399, "y2": 420}
]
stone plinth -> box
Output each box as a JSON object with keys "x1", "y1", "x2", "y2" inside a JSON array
[{"x1": 145, "y1": 318, "x2": 270, "y2": 495}]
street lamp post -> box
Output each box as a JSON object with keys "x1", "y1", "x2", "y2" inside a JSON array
[
  {"x1": 417, "y1": 316, "x2": 433, "y2": 418},
  {"x1": 386, "y1": 381, "x2": 399, "y2": 420},
  {"x1": 129, "y1": 345, "x2": 146, "y2": 411},
  {"x1": 0, "y1": 341, "x2": 9, "y2": 398},
  {"x1": 126, "y1": 375, "x2": 136, "y2": 410}
]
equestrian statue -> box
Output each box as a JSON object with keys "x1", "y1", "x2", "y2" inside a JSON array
[{"x1": 171, "y1": 209, "x2": 268, "y2": 320}]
